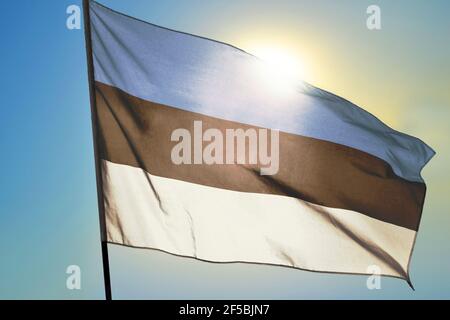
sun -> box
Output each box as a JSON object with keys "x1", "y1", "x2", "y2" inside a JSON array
[
  {"x1": 244, "y1": 44, "x2": 308, "y2": 97},
  {"x1": 249, "y1": 46, "x2": 307, "y2": 83}
]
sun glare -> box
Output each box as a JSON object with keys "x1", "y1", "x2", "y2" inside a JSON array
[
  {"x1": 251, "y1": 46, "x2": 306, "y2": 83},
  {"x1": 245, "y1": 45, "x2": 308, "y2": 97}
]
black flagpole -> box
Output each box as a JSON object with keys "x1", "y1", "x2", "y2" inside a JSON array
[{"x1": 82, "y1": 0, "x2": 112, "y2": 300}]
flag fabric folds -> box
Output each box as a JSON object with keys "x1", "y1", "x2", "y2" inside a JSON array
[{"x1": 88, "y1": 1, "x2": 434, "y2": 281}]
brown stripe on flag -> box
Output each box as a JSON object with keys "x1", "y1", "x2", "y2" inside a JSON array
[{"x1": 94, "y1": 81, "x2": 425, "y2": 231}]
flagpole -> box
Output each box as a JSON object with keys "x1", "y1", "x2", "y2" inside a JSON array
[{"x1": 82, "y1": 0, "x2": 113, "y2": 300}]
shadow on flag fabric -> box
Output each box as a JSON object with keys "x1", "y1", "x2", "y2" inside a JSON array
[{"x1": 86, "y1": 1, "x2": 435, "y2": 286}]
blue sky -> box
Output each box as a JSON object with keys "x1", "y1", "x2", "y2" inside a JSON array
[{"x1": 0, "y1": 0, "x2": 449, "y2": 299}]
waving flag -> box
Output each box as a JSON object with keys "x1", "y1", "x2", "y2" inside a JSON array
[{"x1": 85, "y1": 0, "x2": 434, "y2": 286}]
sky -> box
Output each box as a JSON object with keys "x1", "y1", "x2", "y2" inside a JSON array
[{"x1": 0, "y1": 0, "x2": 449, "y2": 299}]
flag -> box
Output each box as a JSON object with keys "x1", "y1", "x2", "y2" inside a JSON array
[{"x1": 87, "y1": 1, "x2": 434, "y2": 282}]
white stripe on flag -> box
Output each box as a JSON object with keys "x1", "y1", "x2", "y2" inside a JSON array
[{"x1": 102, "y1": 160, "x2": 415, "y2": 278}]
